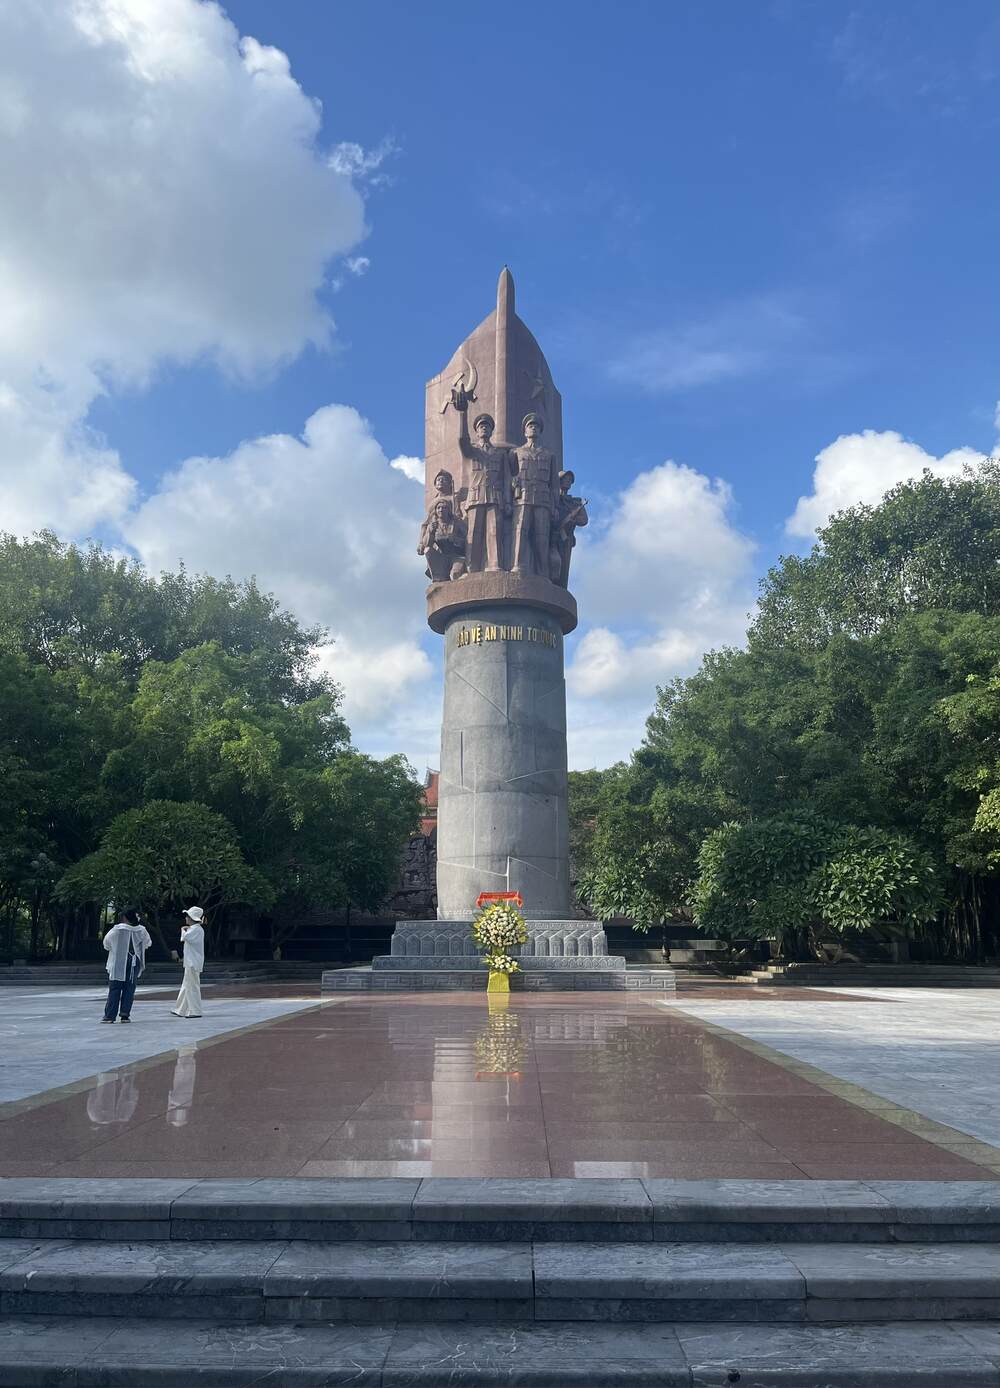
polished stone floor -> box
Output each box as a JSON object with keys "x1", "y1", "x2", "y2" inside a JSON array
[
  {"x1": 667, "y1": 987, "x2": 1000, "y2": 1148},
  {"x1": 0, "y1": 987, "x2": 322, "y2": 1104},
  {"x1": 1, "y1": 987, "x2": 998, "y2": 1180}
]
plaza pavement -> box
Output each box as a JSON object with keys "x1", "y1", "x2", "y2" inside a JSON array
[
  {"x1": 0, "y1": 986, "x2": 323, "y2": 1106},
  {"x1": 1, "y1": 985, "x2": 999, "y2": 1180},
  {"x1": 663, "y1": 987, "x2": 1000, "y2": 1149}
]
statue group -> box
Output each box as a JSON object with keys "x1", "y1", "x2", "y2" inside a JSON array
[{"x1": 418, "y1": 385, "x2": 587, "y2": 589}]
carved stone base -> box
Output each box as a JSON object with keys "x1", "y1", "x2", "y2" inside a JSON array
[
  {"x1": 318, "y1": 916, "x2": 676, "y2": 992},
  {"x1": 321, "y1": 965, "x2": 677, "y2": 993},
  {"x1": 389, "y1": 920, "x2": 609, "y2": 960}
]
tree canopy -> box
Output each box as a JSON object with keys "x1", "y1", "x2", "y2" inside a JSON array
[
  {"x1": 578, "y1": 459, "x2": 1000, "y2": 961},
  {"x1": 0, "y1": 532, "x2": 422, "y2": 960}
]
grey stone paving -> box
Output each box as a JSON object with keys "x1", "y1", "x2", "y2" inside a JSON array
[
  {"x1": 678, "y1": 1322, "x2": 1000, "y2": 1386},
  {"x1": 663, "y1": 988, "x2": 1000, "y2": 1147},
  {"x1": 0, "y1": 987, "x2": 328, "y2": 1105},
  {"x1": 532, "y1": 1241, "x2": 803, "y2": 1301},
  {"x1": 381, "y1": 1321, "x2": 691, "y2": 1386},
  {"x1": 5, "y1": 1175, "x2": 1000, "y2": 1243},
  {"x1": 2, "y1": 1234, "x2": 999, "y2": 1325},
  {"x1": 3, "y1": 1316, "x2": 1000, "y2": 1385},
  {"x1": 266, "y1": 1241, "x2": 534, "y2": 1299}
]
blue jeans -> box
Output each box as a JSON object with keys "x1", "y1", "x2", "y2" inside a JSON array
[{"x1": 104, "y1": 978, "x2": 137, "y2": 1020}]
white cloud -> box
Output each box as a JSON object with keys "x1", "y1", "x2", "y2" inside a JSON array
[
  {"x1": 329, "y1": 137, "x2": 397, "y2": 183},
  {"x1": 0, "y1": 0, "x2": 368, "y2": 536},
  {"x1": 390, "y1": 455, "x2": 424, "y2": 483},
  {"x1": 565, "y1": 461, "x2": 756, "y2": 764},
  {"x1": 128, "y1": 404, "x2": 432, "y2": 731},
  {"x1": 786, "y1": 429, "x2": 982, "y2": 538},
  {"x1": 608, "y1": 296, "x2": 805, "y2": 393},
  {"x1": 346, "y1": 256, "x2": 371, "y2": 277},
  {"x1": 0, "y1": 385, "x2": 135, "y2": 536},
  {"x1": 573, "y1": 462, "x2": 755, "y2": 673}
]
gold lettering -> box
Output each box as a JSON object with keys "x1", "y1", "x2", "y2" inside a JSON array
[{"x1": 456, "y1": 622, "x2": 561, "y2": 649}]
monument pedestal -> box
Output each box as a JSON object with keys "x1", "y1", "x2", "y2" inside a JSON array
[{"x1": 321, "y1": 919, "x2": 677, "y2": 993}]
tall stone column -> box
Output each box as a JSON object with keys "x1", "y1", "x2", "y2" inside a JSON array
[
  {"x1": 436, "y1": 602, "x2": 571, "y2": 919},
  {"x1": 419, "y1": 268, "x2": 582, "y2": 926}
]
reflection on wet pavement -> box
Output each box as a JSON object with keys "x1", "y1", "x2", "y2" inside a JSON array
[{"x1": 1, "y1": 994, "x2": 996, "y2": 1181}]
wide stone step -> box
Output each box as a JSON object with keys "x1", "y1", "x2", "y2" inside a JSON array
[
  {"x1": 1, "y1": 1317, "x2": 1000, "y2": 1384},
  {"x1": 2, "y1": 1237, "x2": 1000, "y2": 1324},
  {"x1": 750, "y1": 965, "x2": 1000, "y2": 989},
  {"x1": 0, "y1": 962, "x2": 325, "y2": 987},
  {"x1": 323, "y1": 965, "x2": 677, "y2": 992},
  {"x1": 3, "y1": 1178, "x2": 1000, "y2": 1244}
]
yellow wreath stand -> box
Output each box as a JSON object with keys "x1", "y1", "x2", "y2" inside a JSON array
[{"x1": 487, "y1": 969, "x2": 510, "y2": 994}]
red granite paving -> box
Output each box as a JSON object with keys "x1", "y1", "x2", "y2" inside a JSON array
[
  {"x1": 134, "y1": 980, "x2": 884, "y2": 1004},
  {"x1": 0, "y1": 994, "x2": 995, "y2": 1180}
]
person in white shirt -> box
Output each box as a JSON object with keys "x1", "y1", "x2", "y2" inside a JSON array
[
  {"x1": 102, "y1": 908, "x2": 152, "y2": 1023},
  {"x1": 171, "y1": 906, "x2": 205, "y2": 1019}
]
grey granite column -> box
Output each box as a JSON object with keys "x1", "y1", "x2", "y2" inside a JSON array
[{"x1": 436, "y1": 602, "x2": 572, "y2": 919}]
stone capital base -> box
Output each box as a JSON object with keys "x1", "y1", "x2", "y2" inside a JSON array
[{"x1": 426, "y1": 572, "x2": 577, "y2": 634}]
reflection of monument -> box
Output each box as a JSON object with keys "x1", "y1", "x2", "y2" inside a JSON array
[{"x1": 323, "y1": 271, "x2": 673, "y2": 994}]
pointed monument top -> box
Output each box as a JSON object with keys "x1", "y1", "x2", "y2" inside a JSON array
[
  {"x1": 497, "y1": 265, "x2": 515, "y2": 319},
  {"x1": 425, "y1": 266, "x2": 563, "y2": 531},
  {"x1": 494, "y1": 268, "x2": 515, "y2": 441}
]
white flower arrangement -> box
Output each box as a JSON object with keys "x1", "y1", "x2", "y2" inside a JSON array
[{"x1": 471, "y1": 901, "x2": 528, "y2": 975}]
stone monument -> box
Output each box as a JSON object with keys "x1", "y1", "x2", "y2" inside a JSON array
[
  {"x1": 323, "y1": 269, "x2": 673, "y2": 993},
  {"x1": 425, "y1": 269, "x2": 579, "y2": 919}
]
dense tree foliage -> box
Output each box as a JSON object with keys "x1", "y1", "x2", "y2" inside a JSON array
[
  {"x1": 692, "y1": 811, "x2": 940, "y2": 955},
  {"x1": 59, "y1": 801, "x2": 271, "y2": 954},
  {"x1": 578, "y1": 460, "x2": 1000, "y2": 961},
  {"x1": 0, "y1": 533, "x2": 423, "y2": 959}
]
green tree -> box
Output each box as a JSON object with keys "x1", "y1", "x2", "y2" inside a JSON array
[
  {"x1": 58, "y1": 801, "x2": 272, "y2": 953},
  {"x1": 0, "y1": 534, "x2": 423, "y2": 959},
  {"x1": 752, "y1": 458, "x2": 1000, "y2": 650},
  {"x1": 692, "y1": 811, "x2": 940, "y2": 959},
  {"x1": 584, "y1": 458, "x2": 1000, "y2": 961},
  {"x1": 0, "y1": 531, "x2": 324, "y2": 696}
]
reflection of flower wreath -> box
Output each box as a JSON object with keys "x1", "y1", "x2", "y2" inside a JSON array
[
  {"x1": 472, "y1": 902, "x2": 528, "y2": 975},
  {"x1": 474, "y1": 1011, "x2": 527, "y2": 1074}
]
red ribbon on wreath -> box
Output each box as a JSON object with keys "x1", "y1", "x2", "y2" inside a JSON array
[{"x1": 476, "y1": 891, "x2": 523, "y2": 909}]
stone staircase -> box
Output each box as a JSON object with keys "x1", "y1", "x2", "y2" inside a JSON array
[
  {"x1": 745, "y1": 962, "x2": 1000, "y2": 988},
  {"x1": 0, "y1": 960, "x2": 325, "y2": 987},
  {"x1": 0, "y1": 1177, "x2": 999, "y2": 1383}
]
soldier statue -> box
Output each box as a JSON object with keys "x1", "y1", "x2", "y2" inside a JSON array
[
  {"x1": 418, "y1": 497, "x2": 467, "y2": 582},
  {"x1": 451, "y1": 385, "x2": 512, "y2": 572},
  {"x1": 511, "y1": 412, "x2": 559, "y2": 577},
  {"x1": 550, "y1": 470, "x2": 589, "y2": 587}
]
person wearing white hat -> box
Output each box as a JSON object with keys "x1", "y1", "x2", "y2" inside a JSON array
[{"x1": 171, "y1": 906, "x2": 205, "y2": 1018}]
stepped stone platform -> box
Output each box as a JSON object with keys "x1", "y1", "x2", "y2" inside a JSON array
[
  {"x1": 1, "y1": 1179, "x2": 1000, "y2": 1384},
  {"x1": 747, "y1": 962, "x2": 1000, "y2": 988},
  {"x1": 323, "y1": 920, "x2": 677, "y2": 992},
  {"x1": 0, "y1": 959, "x2": 326, "y2": 987}
]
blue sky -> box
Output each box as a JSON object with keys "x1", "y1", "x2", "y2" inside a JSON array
[{"x1": 2, "y1": 0, "x2": 998, "y2": 770}]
